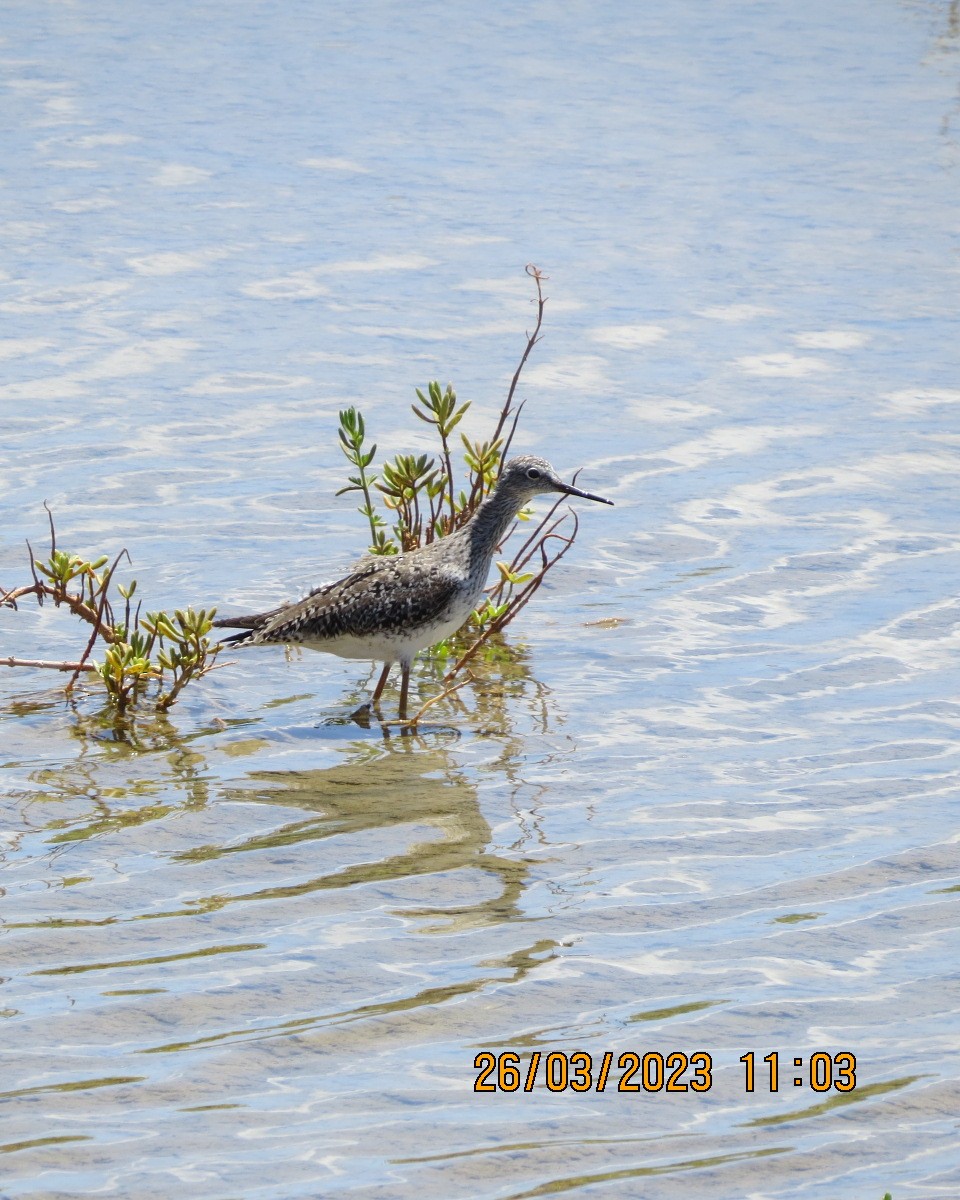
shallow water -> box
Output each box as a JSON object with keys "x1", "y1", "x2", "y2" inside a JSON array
[{"x1": 2, "y1": 1, "x2": 960, "y2": 1197}]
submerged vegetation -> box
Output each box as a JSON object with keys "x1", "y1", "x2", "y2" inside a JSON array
[{"x1": 2, "y1": 265, "x2": 585, "y2": 719}]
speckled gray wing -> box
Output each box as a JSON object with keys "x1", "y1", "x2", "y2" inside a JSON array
[{"x1": 216, "y1": 553, "x2": 467, "y2": 646}]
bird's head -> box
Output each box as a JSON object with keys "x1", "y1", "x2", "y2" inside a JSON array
[{"x1": 496, "y1": 455, "x2": 613, "y2": 506}]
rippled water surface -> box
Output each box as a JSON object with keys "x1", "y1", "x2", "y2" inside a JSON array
[{"x1": 3, "y1": 2, "x2": 960, "y2": 1197}]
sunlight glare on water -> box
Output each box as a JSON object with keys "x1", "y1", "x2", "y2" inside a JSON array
[{"x1": 2, "y1": 2, "x2": 960, "y2": 1198}]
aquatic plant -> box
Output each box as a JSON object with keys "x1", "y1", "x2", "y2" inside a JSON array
[
  {"x1": 1, "y1": 506, "x2": 220, "y2": 714},
  {"x1": 336, "y1": 264, "x2": 585, "y2": 686}
]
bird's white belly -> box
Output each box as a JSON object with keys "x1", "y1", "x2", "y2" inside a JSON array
[{"x1": 299, "y1": 607, "x2": 471, "y2": 664}]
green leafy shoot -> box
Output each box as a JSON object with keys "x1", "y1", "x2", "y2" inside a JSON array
[
  {"x1": 336, "y1": 406, "x2": 396, "y2": 555},
  {"x1": 2, "y1": 504, "x2": 221, "y2": 717}
]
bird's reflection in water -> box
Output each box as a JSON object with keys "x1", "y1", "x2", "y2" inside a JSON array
[
  {"x1": 8, "y1": 637, "x2": 554, "y2": 934},
  {"x1": 191, "y1": 742, "x2": 525, "y2": 932},
  {"x1": 335, "y1": 630, "x2": 556, "y2": 741},
  {"x1": 175, "y1": 640, "x2": 556, "y2": 933}
]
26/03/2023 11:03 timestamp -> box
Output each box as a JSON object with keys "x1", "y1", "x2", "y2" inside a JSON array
[{"x1": 473, "y1": 1050, "x2": 857, "y2": 1094}]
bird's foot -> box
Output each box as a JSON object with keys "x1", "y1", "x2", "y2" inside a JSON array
[{"x1": 350, "y1": 702, "x2": 373, "y2": 727}]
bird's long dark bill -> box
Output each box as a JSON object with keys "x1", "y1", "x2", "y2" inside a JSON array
[{"x1": 556, "y1": 480, "x2": 614, "y2": 505}]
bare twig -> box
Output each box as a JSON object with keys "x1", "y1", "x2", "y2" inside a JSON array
[
  {"x1": 444, "y1": 511, "x2": 579, "y2": 682},
  {"x1": 1, "y1": 582, "x2": 39, "y2": 610},
  {"x1": 500, "y1": 397, "x2": 527, "y2": 470},
  {"x1": 46, "y1": 586, "x2": 116, "y2": 640},
  {"x1": 465, "y1": 266, "x2": 547, "y2": 513},
  {"x1": 385, "y1": 672, "x2": 477, "y2": 728},
  {"x1": 492, "y1": 517, "x2": 580, "y2": 631},
  {"x1": 44, "y1": 500, "x2": 56, "y2": 557},
  {"x1": 26, "y1": 540, "x2": 43, "y2": 605},
  {"x1": 495, "y1": 264, "x2": 546, "y2": 462},
  {"x1": 1, "y1": 657, "x2": 96, "y2": 672},
  {"x1": 2, "y1": 574, "x2": 117, "y2": 639}
]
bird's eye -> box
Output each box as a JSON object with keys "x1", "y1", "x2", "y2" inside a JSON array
[{"x1": 526, "y1": 467, "x2": 541, "y2": 481}]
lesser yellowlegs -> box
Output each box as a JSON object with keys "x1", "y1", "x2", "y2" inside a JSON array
[{"x1": 214, "y1": 455, "x2": 612, "y2": 717}]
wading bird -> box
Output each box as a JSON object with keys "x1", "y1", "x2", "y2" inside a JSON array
[{"x1": 214, "y1": 455, "x2": 612, "y2": 718}]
